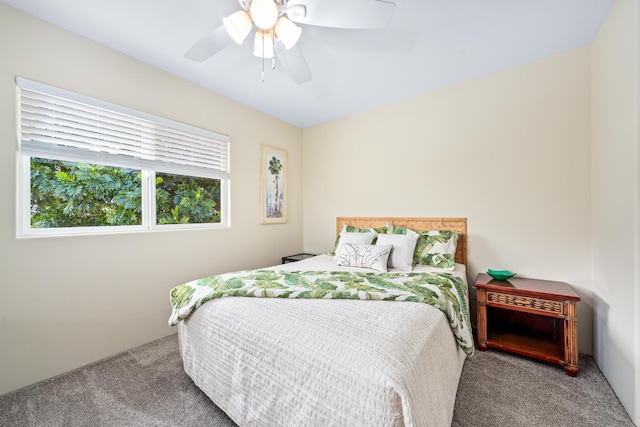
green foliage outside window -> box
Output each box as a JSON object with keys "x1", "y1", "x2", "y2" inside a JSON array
[
  {"x1": 155, "y1": 172, "x2": 220, "y2": 225},
  {"x1": 29, "y1": 158, "x2": 221, "y2": 228},
  {"x1": 30, "y1": 158, "x2": 142, "y2": 228}
]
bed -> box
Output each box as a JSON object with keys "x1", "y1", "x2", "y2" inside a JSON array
[{"x1": 170, "y1": 217, "x2": 473, "y2": 426}]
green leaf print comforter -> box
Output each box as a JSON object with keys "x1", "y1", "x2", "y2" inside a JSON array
[{"x1": 169, "y1": 268, "x2": 474, "y2": 356}]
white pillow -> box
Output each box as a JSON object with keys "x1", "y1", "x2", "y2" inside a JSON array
[
  {"x1": 376, "y1": 233, "x2": 418, "y2": 271},
  {"x1": 335, "y1": 243, "x2": 392, "y2": 272},
  {"x1": 332, "y1": 231, "x2": 377, "y2": 261}
]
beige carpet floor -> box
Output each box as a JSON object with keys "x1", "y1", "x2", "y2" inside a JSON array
[{"x1": 0, "y1": 333, "x2": 635, "y2": 426}]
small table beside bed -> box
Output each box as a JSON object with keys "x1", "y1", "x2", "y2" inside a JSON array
[{"x1": 169, "y1": 217, "x2": 473, "y2": 427}]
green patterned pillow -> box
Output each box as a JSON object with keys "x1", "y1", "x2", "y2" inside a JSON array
[
  {"x1": 330, "y1": 224, "x2": 387, "y2": 255},
  {"x1": 386, "y1": 224, "x2": 418, "y2": 236},
  {"x1": 386, "y1": 226, "x2": 460, "y2": 269},
  {"x1": 413, "y1": 230, "x2": 461, "y2": 269}
]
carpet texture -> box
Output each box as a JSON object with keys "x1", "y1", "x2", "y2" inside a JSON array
[
  {"x1": 0, "y1": 333, "x2": 634, "y2": 426},
  {"x1": 453, "y1": 348, "x2": 634, "y2": 427}
]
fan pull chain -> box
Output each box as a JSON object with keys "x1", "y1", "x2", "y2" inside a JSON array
[
  {"x1": 261, "y1": 31, "x2": 265, "y2": 82},
  {"x1": 259, "y1": 29, "x2": 275, "y2": 82}
]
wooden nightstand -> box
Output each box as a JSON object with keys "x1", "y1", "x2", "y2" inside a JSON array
[
  {"x1": 281, "y1": 253, "x2": 317, "y2": 264},
  {"x1": 475, "y1": 273, "x2": 580, "y2": 376}
]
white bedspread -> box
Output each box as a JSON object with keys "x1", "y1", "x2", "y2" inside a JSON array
[{"x1": 178, "y1": 255, "x2": 470, "y2": 426}]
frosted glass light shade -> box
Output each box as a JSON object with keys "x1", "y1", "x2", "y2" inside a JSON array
[
  {"x1": 250, "y1": 0, "x2": 279, "y2": 30},
  {"x1": 253, "y1": 29, "x2": 274, "y2": 58},
  {"x1": 223, "y1": 10, "x2": 252, "y2": 44},
  {"x1": 275, "y1": 16, "x2": 301, "y2": 49}
]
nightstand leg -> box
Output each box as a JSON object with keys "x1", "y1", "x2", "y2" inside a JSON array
[
  {"x1": 564, "y1": 301, "x2": 579, "y2": 376},
  {"x1": 477, "y1": 289, "x2": 488, "y2": 350}
]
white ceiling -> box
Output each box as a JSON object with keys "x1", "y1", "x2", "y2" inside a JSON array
[{"x1": 2, "y1": 0, "x2": 613, "y2": 128}]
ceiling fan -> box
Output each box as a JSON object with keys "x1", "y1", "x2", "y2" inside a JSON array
[{"x1": 184, "y1": 0, "x2": 397, "y2": 84}]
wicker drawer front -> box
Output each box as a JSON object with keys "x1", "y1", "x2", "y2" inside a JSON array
[{"x1": 487, "y1": 291, "x2": 563, "y2": 315}]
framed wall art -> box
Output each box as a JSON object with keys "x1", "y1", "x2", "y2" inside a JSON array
[{"x1": 261, "y1": 145, "x2": 288, "y2": 224}]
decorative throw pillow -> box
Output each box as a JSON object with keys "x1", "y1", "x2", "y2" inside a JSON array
[
  {"x1": 413, "y1": 230, "x2": 461, "y2": 270},
  {"x1": 330, "y1": 224, "x2": 386, "y2": 255},
  {"x1": 332, "y1": 232, "x2": 377, "y2": 261},
  {"x1": 385, "y1": 225, "x2": 419, "y2": 237},
  {"x1": 335, "y1": 243, "x2": 392, "y2": 272},
  {"x1": 376, "y1": 233, "x2": 418, "y2": 271}
]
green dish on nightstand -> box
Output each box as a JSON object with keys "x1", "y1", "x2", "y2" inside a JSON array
[{"x1": 487, "y1": 269, "x2": 516, "y2": 281}]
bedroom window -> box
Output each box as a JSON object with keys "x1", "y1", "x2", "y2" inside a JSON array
[{"x1": 16, "y1": 78, "x2": 230, "y2": 237}]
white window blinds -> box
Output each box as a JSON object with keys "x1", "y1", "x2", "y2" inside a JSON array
[{"x1": 17, "y1": 77, "x2": 230, "y2": 180}]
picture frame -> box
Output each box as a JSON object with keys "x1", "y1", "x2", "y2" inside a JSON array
[{"x1": 261, "y1": 145, "x2": 288, "y2": 224}]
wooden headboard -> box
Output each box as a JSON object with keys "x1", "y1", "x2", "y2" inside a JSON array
[{"x1": 336, "y1": 217, "x2": 467, "y2": 266}]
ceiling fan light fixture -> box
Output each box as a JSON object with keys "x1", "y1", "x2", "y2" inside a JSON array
[
  {"x1": 275, "y1": 16, "x2": 301, "y2": 49},
  {"x1": 253, "y1": 29, "x2": 275, "y2": 59},
  {"x1": 223, "y1": 10, "x2": 252, "y2": 44},
  {"x1": 250, "y1": 0, "x2": 279, "y2": 30}
]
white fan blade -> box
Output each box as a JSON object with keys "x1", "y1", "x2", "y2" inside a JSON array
[
  {"x1": 184, "y1": 25, "x2": 233, "y2": 62},
  {"x1": 275, "y1": 42, "x2": 312, "y2": 84},
  {"x1": 286, "y1": 0, "x2": 395, "y2": 29}
]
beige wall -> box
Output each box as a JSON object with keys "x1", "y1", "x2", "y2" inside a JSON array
[
  {"x1": 303, "y1": 47, "x2": 594, "y2": 354},
  {"x1": 0, "y1": 5, "x2": 303, "y2": 395},
  {"x1": 591, "y1": 0, "x2": 639, "y2": 423}
]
